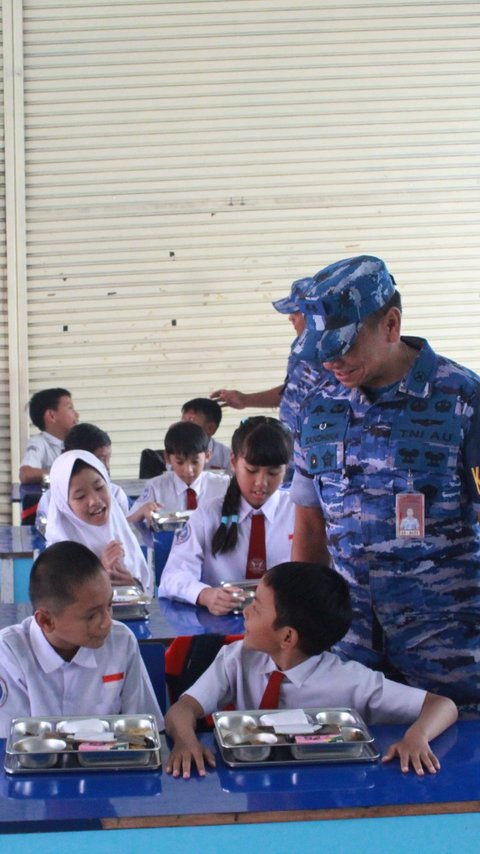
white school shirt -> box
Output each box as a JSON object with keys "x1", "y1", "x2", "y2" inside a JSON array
[
  {"x1": 158, "y1": 490, "x2": 295, "y2": 605},
  {"x1": 20, "y1": 432, "x2": 63, "y2": 470},
  {"x1": 128, "y1": 469, "x2": 229, "y2": 517},
  {"x1": 36, "y1": 481, "x2": 130, "y2": 525},
  {"x1": 206, "y1": 438, "x2": 232, "y2": 472},
  {"x1": 186, "y1": 641, "x2": 427, "y2": 725},
  {"x1": 0, "y1": 617, "x2": 164, "y2": 737}
]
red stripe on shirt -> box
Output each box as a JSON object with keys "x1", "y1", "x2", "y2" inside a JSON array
[{"x1": 102, "y1": 672, "x2": 124, "y2": 683}]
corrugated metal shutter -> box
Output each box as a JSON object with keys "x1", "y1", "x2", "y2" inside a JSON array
[{"x1": 18, "y1": 0, "x2": 480, "y2": 481}]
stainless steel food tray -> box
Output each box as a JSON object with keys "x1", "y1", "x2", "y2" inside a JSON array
[
  {"x1": 4, "y1": 714, "x2": 161, "y2": 775},
  {"x1": 112, "y1": 586, "x2": 151, "y2": 620},
  {"x1": 220, "y1": 579, "x2": 258, "y2": 613},
  {"x1": 213, "y1": 708, "x2": 380, "y2": 767}
]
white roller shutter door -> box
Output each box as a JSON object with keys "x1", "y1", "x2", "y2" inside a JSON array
[{"x1": 14, "y1": 0, "x2": 480, "y2": 482}]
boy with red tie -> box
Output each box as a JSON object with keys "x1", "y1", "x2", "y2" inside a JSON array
[
  {"x1": 128, "y1": 421, "x2": 229, "y2": 525},
  {"x1": 165, "y1": 562, "x2": 457, "y2": 779}
]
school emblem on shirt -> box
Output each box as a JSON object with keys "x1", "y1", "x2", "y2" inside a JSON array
[
  {"x1": 175, "y1": 522, "x2": 191, "y2": 545},
  {"x1": 0, "y1": 677, "x2": 8, "y2": 707}
]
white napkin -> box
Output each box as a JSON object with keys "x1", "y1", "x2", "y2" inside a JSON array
[{"x1": 259, "y1": 709, "x2": 316, "y2": 734}]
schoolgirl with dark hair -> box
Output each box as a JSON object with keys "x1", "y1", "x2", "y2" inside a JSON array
[{"x1": 159, "y1": 417, "x2": 295, "y2": 615}]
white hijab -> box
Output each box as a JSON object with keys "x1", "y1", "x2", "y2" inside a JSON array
[{"x1": 46, "y1": 450, "x2": 151, "y2": 592}]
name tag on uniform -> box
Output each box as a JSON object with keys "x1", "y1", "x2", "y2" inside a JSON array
[
  {"x1": 395, "y1": 492, "x2": 425, "y2": 539},
  {"x1": 300, "y1": 395, "x2": 349, "y2": 474}
]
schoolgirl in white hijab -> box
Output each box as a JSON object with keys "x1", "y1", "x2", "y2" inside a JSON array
[{"x1": 46, "y1": 450, "x2": 151, "y2": 593}]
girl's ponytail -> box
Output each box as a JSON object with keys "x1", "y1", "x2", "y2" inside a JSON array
[{"x1": 211, "y1": 476, "x2": 242, "y2": 555}]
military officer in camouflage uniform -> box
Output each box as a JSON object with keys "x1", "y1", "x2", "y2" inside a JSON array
[{"x1": 290, "y1": 255, "x2": 480, "y2": 714}]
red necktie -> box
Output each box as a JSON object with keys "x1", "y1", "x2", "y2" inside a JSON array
[
  {"x1": 246, "y1": 512, "x2": 266, "y2": 579},
  {"x1": 186, "y1": 487, "x2": 197, "y2": 510},
  {"x1": 259, "y1": 670, "x2": 285, "y2": 709}
]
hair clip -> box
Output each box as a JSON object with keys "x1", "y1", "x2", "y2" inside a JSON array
[
  {"x1": 221, "y1": 516, "x2": 229, "y2": 525},
  {"x1": 230, "y1": 514, "x2": 239, "y2": 524}
]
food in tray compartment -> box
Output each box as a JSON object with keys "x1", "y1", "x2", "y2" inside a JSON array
[{"x1": 56, "y1": 718, "x2": 110, "y2": 735}]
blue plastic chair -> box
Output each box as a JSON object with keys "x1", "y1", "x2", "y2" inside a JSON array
[
  {"x1": 153, "y1": 530, "x2": 175, "y2": 586},
  {"x1": 139, "y1": 640, "x2": 167, "y2": 713}
]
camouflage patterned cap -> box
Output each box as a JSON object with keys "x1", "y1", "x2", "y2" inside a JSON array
[
  {"x1": 293, "y1": 255, "x2": 396, "y2": 363},
  {"x1": 272, "y1": 275, "x2": 316, "y2": 314}
]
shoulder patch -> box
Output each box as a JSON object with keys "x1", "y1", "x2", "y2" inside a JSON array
[
  {"x1": 0, "y1": 677, "x2": 8, "y2": 708},
  {"x1": 175, "y1": 522, "x2": 191, "y2": 545}
]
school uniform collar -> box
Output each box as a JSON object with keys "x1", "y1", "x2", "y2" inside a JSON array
[
  {"x1": 257, "y1": 651, "x2": 323, "y2": 686},
  {"x1": 238, "y1": 490, "x2": 281, "y2": 524},
  {"x1": 41, "y1": 431, "x2": 64, "y2": 449},
  {"x1": 30, "y1": 616, "x2": 98, "y2": 673},
  {"x1": 171, "y1": 470, "x2": 204, "y2": 497}
]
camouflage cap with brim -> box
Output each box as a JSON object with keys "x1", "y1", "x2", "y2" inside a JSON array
[
  {"x1": 293, "y1": 256, "x2": 396, "y2": 363},
  {"x1": 272, "y1": 275, "x2": 316, "y2": 315}
]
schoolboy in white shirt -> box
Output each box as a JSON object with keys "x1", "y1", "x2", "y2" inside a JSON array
[
  {"x1": 0, "y1": 541, "x2": 164, "y2": 737},
  {"x1": 181, "y1": 397, "x2": 231, "y2": 472},
  {"x1": 19, "y1": 387, "x2": 79, "y2": 484},
  {"x1": 128, "y1": 421, "x2": 229, "y2": 525},
  {"x1": 165, "y1": 562, "x2": 457, "y2": 779}
]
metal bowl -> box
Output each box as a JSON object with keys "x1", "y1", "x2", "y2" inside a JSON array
[
  {"x1": 150, "y1": 510, "x2": 191, "y2": 532},
  {"x1": 11, "y1": 719, "x2": 53, "y2": 738},
  {"x1": 13, "y1": 737, "x2": 67, "y2": 769}
]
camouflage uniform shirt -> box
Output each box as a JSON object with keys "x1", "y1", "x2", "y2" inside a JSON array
[{"x1": 291, "y1": 336, "x2": 480, "y2": 709}]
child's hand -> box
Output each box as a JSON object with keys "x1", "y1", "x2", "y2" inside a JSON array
[
  {"x1": 381, "y1": 732, "x2": 440, "y2": 776},
  {"x1": 127, "y1": 501, "x2": 163, "y2": 525},
  {"x1": 165, "y1": 737, "x2": 216, "y2": 779},
  {"x1": 197, "y1": 586, "x2": 242, "y2": 615},
  {"x1": 100, "y1": 540, "x2": 125, "y2": 575}
]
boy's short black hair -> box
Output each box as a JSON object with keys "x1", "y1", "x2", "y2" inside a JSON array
[
  {"x1": 264, "y1": 562, "x2": 353, "y2": 656},
  {"x1": 64, "y1": 422, "x2": 111, "y2": 453},
  {"x1": 29, "y1": 541, "x2": 106, "y2": 614},
  {"x1": 164, "y1": 421, "x2": 210, "y2": 457},
  {"x1": 181, "y1": 397, "x2": 222, "y2": 428},
  {"x1": 29, "y1": 388, "x2": 71, "y2": 431}
]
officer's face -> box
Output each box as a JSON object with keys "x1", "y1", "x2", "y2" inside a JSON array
[
  {"x1": 323, "y1": 310, "x2": 401, "y2": 389},
  {"x1": 288, "y1": 312, "x2": 306, "y2": 336}
]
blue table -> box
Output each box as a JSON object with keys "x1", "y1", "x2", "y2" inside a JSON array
[
  {"x1": 0, "y1": 721, "x2": 479, "y2": 851},
  {"x1": 0, "y1": 598, "x2": 244, "y2": 644}
]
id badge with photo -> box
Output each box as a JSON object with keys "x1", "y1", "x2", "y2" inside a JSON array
[{"x1": 395, "y1": 491, "x2": 425, "y2": 539}]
